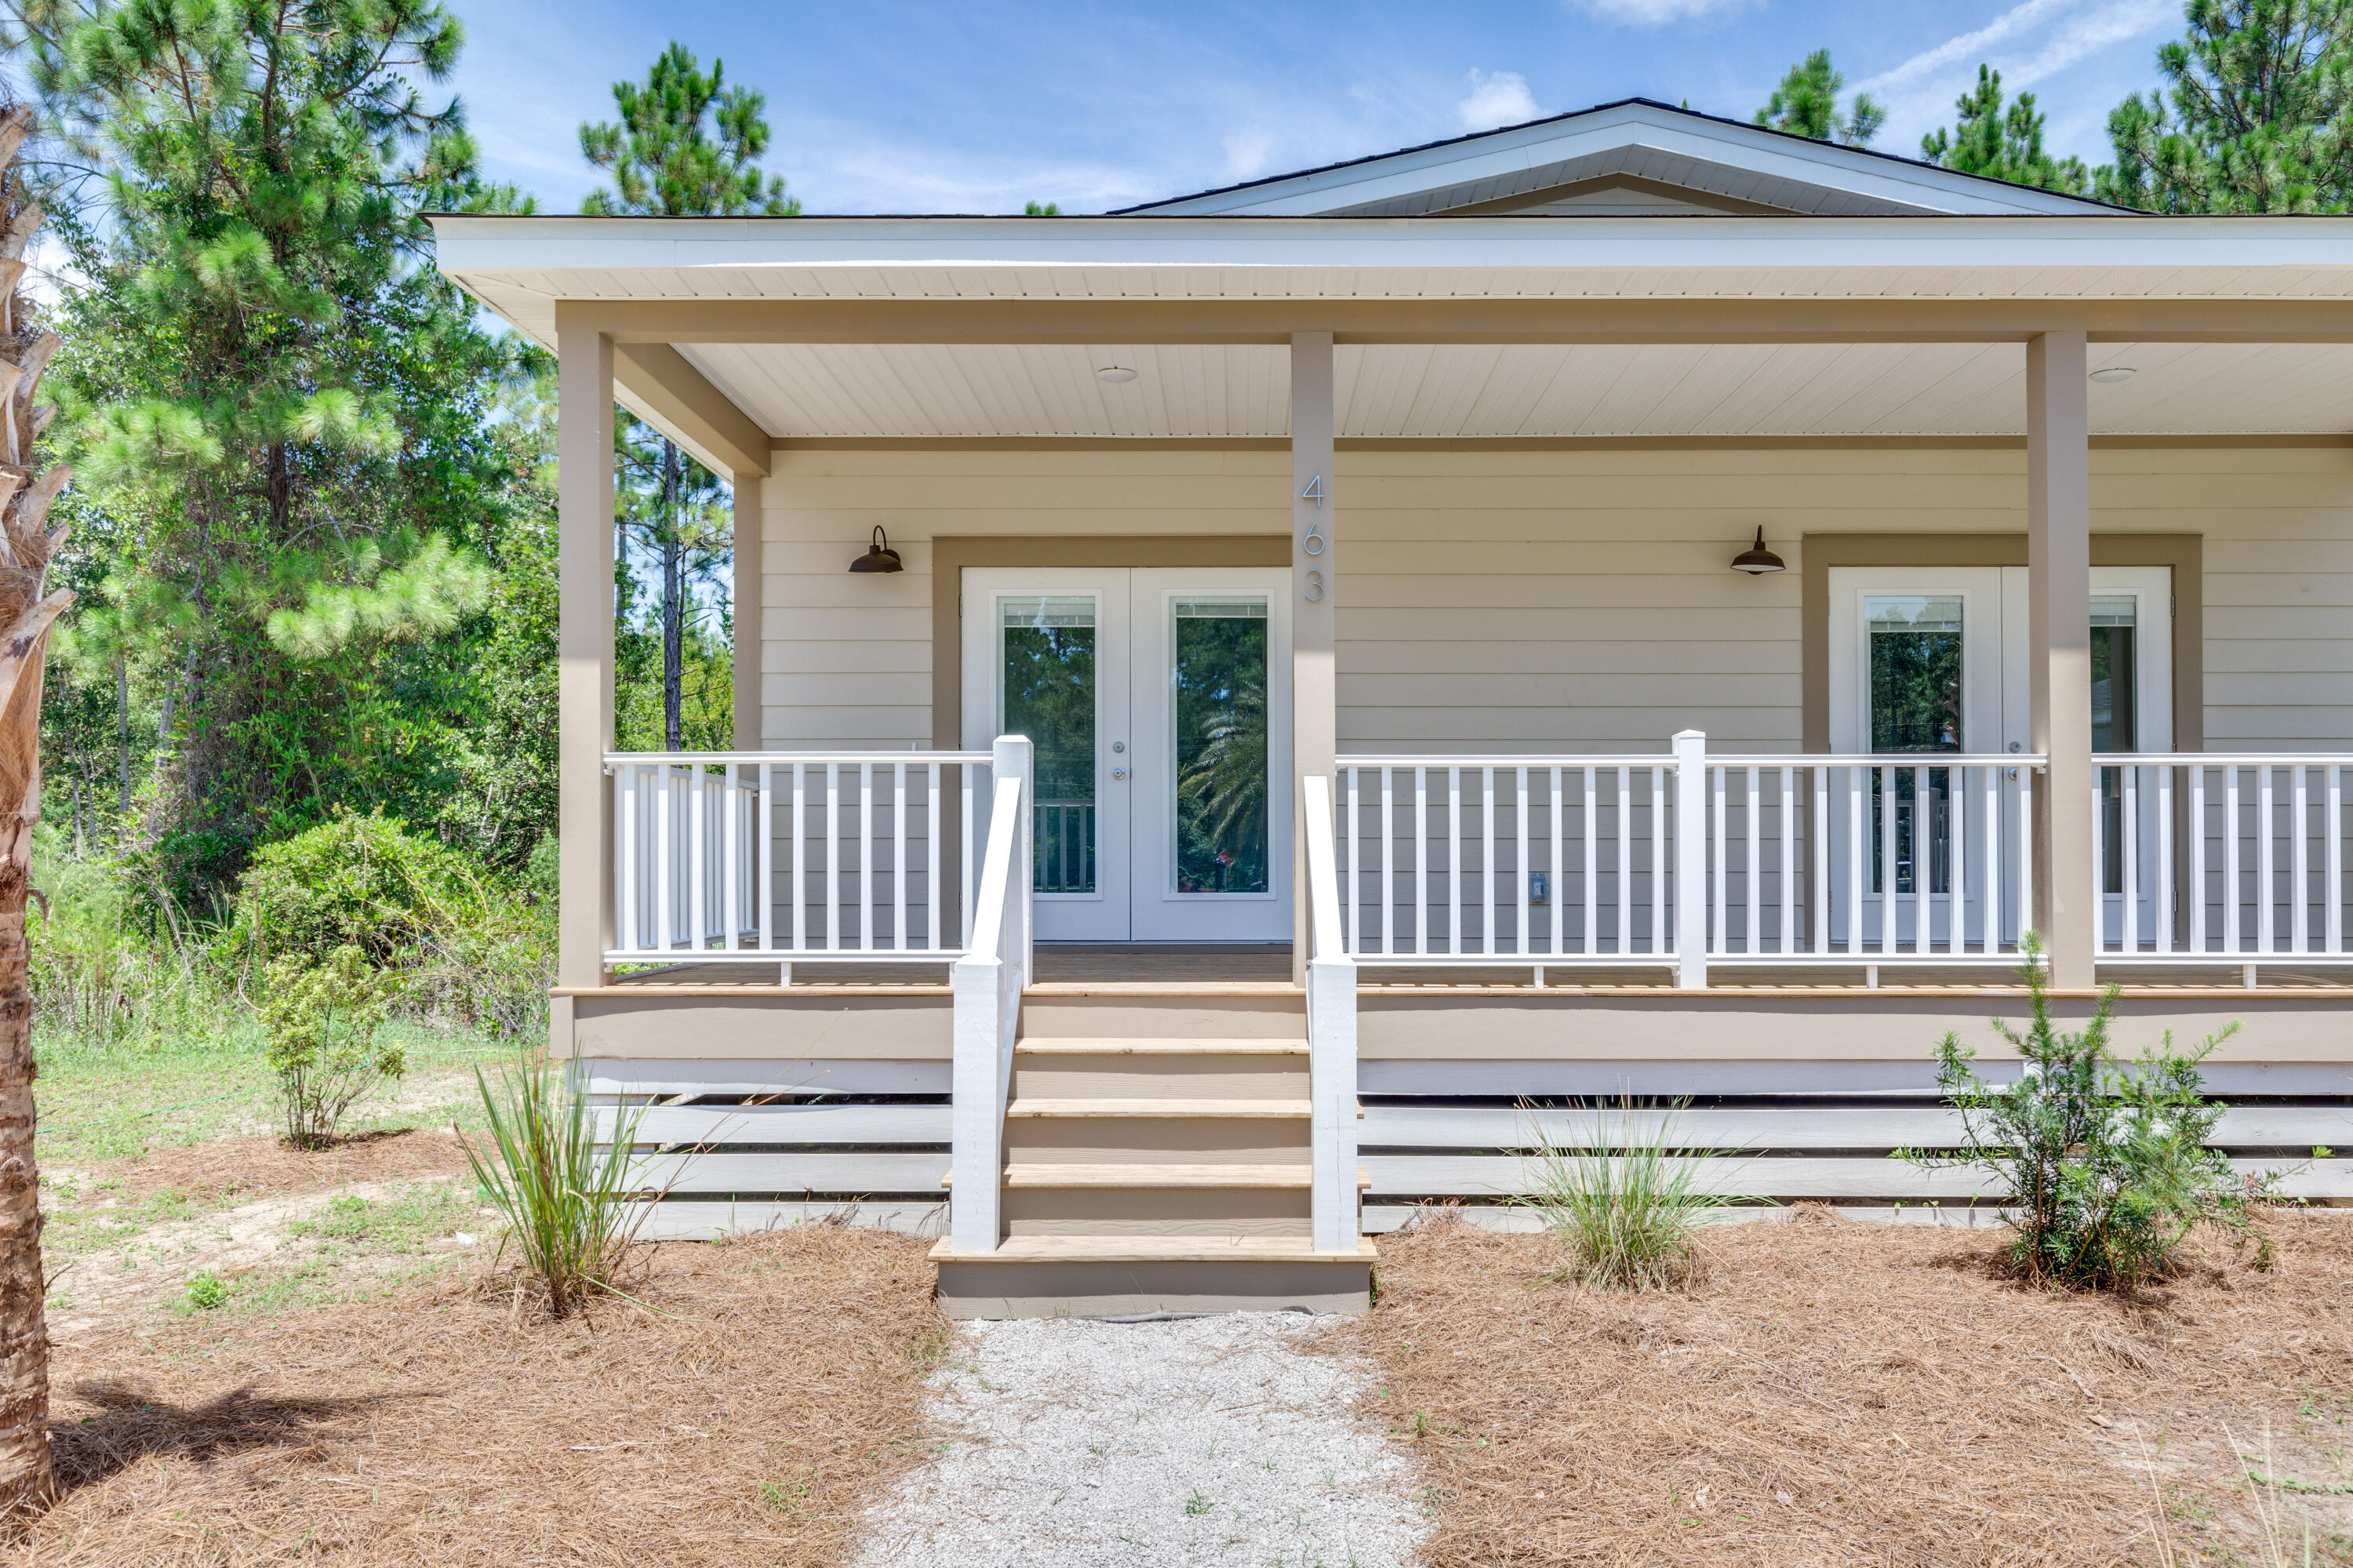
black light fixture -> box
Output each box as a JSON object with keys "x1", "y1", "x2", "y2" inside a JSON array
[
  {"x1": 1729, "y1": 526, "x2": 1785, "y2": 576},
  {"x1": 849, "y1": 525, "x2": 904, "y2": 574}
]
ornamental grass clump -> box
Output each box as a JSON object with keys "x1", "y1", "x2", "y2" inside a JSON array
[
  {"x1": 1903, "y1": 933, "x2": 2274, "y2": 1291},
  {"x1": 461, "y1": 1055, "x2": 653, "y2": 1318},
  {"x1": 1511, "y1": 1095, "x2": 1763, "y2": 1290}
]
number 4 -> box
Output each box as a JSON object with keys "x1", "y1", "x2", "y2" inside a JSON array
[{"x1": 1299, "y1": 473, "x2": 1325, "y2": 506}]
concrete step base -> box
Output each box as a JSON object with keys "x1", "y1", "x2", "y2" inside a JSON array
[{"x1": 929, "y1": 1237, "x2": 1377, "y2": 1319}]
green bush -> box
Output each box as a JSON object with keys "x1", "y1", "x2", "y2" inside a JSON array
[
  {"x1": 234, "y1": 809, "x2": 479, "y2": 965},
  {"x1": 1510, "y1": 1096, "x2": 1764, "y2": 1291},
  {"x1": 183, "y1": 1271, "x2": 229, "y2": 1311},
  {"x1": 261, "y1": 945, "x2": 406, "y2": 1149},
  {"x1": 1903, "y1": 933, "x2": 2272, "y2": 1290},
  {"x1": 28, "y1": 834, "x2": 238, "y2": 1050}
]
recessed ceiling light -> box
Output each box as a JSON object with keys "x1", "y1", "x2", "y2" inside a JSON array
[
  {"x1": 1096, "y1": 366, "x2": 1137, "y2": 384},
  {"x1": 2089, "y1": 366, "x2": 2137, "y2": 384}
]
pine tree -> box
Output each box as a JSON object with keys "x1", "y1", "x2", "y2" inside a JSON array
[
  {"x1": 1921, "y1": 65, "x2": 2092, "y2": 194},
  {"x1": 12, "y1": 0, "x2": 540, "y2": 875},
  {"x1": 581, "y1": 42, "x2": 794, "y2": 751},
  {"x1": 1755, "y1": 49, "x2": 1886, "y2": 148},
  {"x1": 2099, "y1": 0, "x2": 2353, "y2": 211}
]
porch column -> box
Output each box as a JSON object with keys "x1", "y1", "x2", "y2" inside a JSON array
[
  {"x1": 2027, "y1": 330, "x2": 2096, "y2": 988},
  {"x1": 1291, "y1": 331, "x2": 1337, "y2": 975},
  {"x1": 557, "y1": 323, "x2": 618, "y2": 1000},
  {"x1": 731, "y1": 473, "x2": 764, "y2": 750}
]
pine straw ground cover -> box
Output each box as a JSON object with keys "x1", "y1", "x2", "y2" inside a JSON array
[
  {"x1": 9, "y1": 1225, "x2": 946, "y2": 1566},
  {"x1": 1337, "y1": 1209, "x2": 2353, "y2": 1567}
]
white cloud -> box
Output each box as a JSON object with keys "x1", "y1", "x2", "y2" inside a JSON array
[
  {"x1": 1569, "y1": 0, "x2": 1755, "y2": 27},
  {"x1": 1853, "y1": 0, "x2": 2082, "y2": 96},
  {"x1": 1457, "y1": 69, "x2": 1540, "y2": 133},
  {"x1": 1857, "y1": 0, "x2": 2177, "y2": 153}
]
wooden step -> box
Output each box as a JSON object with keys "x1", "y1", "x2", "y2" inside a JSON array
[
  {"x1": 1013, "y1": 1038, "x2": 1307, "y2": 1056},
  {"x1": 1000, "y1": 1162, "x2": 1371, "y2": 1190},
  {"x1": 932, "y1": 1235, "x2": 1377, "y2": 1264},
  {"x1": 1005, "y1": 1097, "x2": 1311, "y2": 1119}
]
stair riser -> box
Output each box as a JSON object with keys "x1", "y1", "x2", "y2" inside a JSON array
[
  {"x1": 1011, "y1": 1057, "x2": 1309, "y2": 1101},
  {"x1": 1006, "y1": 1119, "x2": 1311, "y2": 1166},
  {"x1": 1002, "y1": 1188, "x2": 1311, "y2": 1238},
  {"x1": 935, "y1": 1258, "x2": 1371, "y2": 1319},
  {"x1": 1018, "y1": 995, "x2": 1306, "y2": 1040}
]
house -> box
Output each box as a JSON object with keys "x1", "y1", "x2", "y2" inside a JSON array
[{"x1": 431, "y1": 99, "x2": 2353, "y2": 1318}]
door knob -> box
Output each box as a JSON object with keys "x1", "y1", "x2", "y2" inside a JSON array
[{"x1": 1111, "y1": 768, "x2": 1129, "y2": 781}]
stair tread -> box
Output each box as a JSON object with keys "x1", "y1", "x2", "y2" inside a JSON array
[
  {"x1": 1015, "y1": 1039, "x2": 1307, "y2": 1056},
  {"x1": 1005, "y1": 1162, "x2": 1309, "y2": 1188},
  {"x1": 1006, "y1": 1097, "x2": 1311, "y2": 1119},
  {"x1": 930, "y1": 1235, "x2": 1377, "y2": 1264}
]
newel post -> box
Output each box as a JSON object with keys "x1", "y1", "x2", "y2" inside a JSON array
[
  {"x1": 995, "y1": 733, "x2": 1034, "y2": 988},
  {"x1": 1672, "y1": 729, "x2": 1709, "y2": 988}
]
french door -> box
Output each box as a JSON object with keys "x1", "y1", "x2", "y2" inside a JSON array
[
  {"x1": 1828, "y1": 566, "x2": 2171, "y2": 950},
  {"x1": 961, "y1": 567, "x2": 1293, "y2": 942}
]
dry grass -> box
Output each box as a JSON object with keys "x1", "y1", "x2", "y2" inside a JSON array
[
  {"x1": 60, "y1": 1129, "x2": 470, "y2": 1210},
  {"x1": 12, "y1": 1224, "x2": 946, "y2": 1566},
  {"x1": 1337, "y1": 1208, "x2": 2353, "y2": 1567}
]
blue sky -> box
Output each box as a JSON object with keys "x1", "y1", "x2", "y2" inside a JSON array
[{"x1": 449, "y1": 0, "x2": 2187, "y2": 213}]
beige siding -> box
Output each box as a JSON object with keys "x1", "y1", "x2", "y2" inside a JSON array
[{"x1": 760, "y1": 444, "x2": 2353, "y2": 754}]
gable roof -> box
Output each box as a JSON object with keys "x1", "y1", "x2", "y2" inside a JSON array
[{"x1": 1118, "y1": 97, "x2": 2130, "y2": 219}]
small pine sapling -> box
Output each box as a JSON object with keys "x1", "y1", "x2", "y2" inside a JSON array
[
  {"x1": 1903, "y1": 933, "x2": 2276, "y2": 1290},
  {"x1": 260, "y1": 945, "x2": 405, "y2": 1150}
]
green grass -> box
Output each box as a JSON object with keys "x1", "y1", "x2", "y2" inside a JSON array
[
  {"x1": 35, "y1": 1023, "x2": 517, "y2": 1166},
  {"x1": 162, "y1": 1181, "x2": 479, "y2": 1317}
]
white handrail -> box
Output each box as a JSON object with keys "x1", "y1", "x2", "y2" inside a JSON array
[
  {"x1": 2095, "y1": 755, "x2": 2353, "y2": 967},
  {"x1": 948, "y1": 736, "x2": 1033, "y2": 1255},
  {"x1": 606, "y1": 748, "x2": 994, "y2": 970},
  {"x1": 1301, "y1": 774, "x2": 1359, "y2": 1253}
]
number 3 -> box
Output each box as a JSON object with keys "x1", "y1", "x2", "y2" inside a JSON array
[{"x1": 1304, "y1": 570, "x2": 1325, "y2": 602}]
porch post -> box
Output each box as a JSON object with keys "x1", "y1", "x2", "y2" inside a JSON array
[
  {"x1": 2027, "y1": 330, "x2": 2096, "y2": 988},
  {"x1": 556, "y1": 322, "x2": 617, "y2": 1004},
  {"x1": 731, "y1": 473, "x2": 763, "y2": 751},
  {"x1": 1291, "y1": 331, "x2": 1336, "y2": 981}
]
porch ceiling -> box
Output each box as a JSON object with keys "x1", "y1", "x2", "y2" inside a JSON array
[{"x1": 670, "y1": 339, "x2": 2353, "y2": 438}]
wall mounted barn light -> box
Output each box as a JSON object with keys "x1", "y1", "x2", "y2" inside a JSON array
[
  {"x1": 1729, "y1": 526, "x2": 1785, "y2": 576},
  {"x1": 849, "y1": 526, "x2": 904, "y2": 574}
]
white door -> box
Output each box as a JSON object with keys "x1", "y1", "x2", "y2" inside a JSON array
[
  {"x1": 1828, "y1": 565, "x2": 2173, "y2": 951},
  {"x1": 962, "y1": 567, "x2": 1293, "y2": 943}
]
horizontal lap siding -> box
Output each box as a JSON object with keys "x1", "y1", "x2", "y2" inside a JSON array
[{"x1": 762, "y1": 443, "x2": 2353, "y2": 756}]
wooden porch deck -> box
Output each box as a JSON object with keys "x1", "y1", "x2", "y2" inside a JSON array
[{"x1": 604, "y1": 945, "x2": 2353, "y2": 994}]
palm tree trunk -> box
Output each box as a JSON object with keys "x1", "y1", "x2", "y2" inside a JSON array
[{"x1": 0, "y1": 98, "x2": 72, "y2": 1515}]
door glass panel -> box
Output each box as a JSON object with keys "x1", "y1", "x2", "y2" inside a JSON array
[
  {"x1": 1000, "y1": 595, "x2": 1096, "y2": 894},
  {"x1": 1170, "y1": 596, "x2": 1269, "y2": 894},
  {"x1": 2092, "y1": 595, "x2": 2138, "y2": 893},
  {"x1": 1865, "y1": 595, "x2": 1962, "y2": 895}
]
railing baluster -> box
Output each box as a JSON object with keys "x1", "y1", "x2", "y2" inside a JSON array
[
  {"x1": 1621, "y1": 766, "x2": 1636, "y2": 959},
  {"x1": 1949, "y1": 762, "x2": 1967, "y2": 955},
  {"x1": 1710, "y1": 764, "x2": 1726, "y2": 957},
  {"x1": 1846, "y1": 765, "x2": 1863, "y2": 960},
  {"x1": 1346, "y1": 767, "x2": 1361, "y2": 957},
  {"x1": 723, "y1": 766, "x2": 741, "y2": 951},
  {"x1": 1481, "y1": 766, "x2": 1497, "y2": 956},
  {"x1": 1413, "y1": 767, "x2": 1427, "y2": 957},
  {"x1": 927, "y1": 762, "x2": 942, "y2": 953},
  {"x1": 2331, "y1": 764, "x2": 2346, "y2": 957},
  {"x1": 2092, "y1": 769, "x2": 2108, "y2": 957},
  {"x1": 826, "y1": 762, "x2": 841, "y2": 952},
  {"x1": 893, "y1": 762, "x2": 908, "y2": 951},
  {"x1": 1583, "y1": 766, "x2": 1598, "y2": 955},
  {"x1": 961, "y1": 762, "x2": 975, "y2": 950},
  {"x1": 1779, "y1": 766, "x2": 1795, "y2": 956},
  {"x1": 2017, "y1": 766, "x2": 2035, "y2": 942},
  {"x1": 2191, "y1": 764, "x2": 2207, "y2": 955},
  {"x1": 1983, "y1": 762, "x2": 2000, "y2": 955},
  {"x1": 2259, "y1": 765, "x2": 2276, "y2": 956},
  {"x1": 1746, "y1": 765, "x2": 1762, "y2": 958},
  {"x1": 1812, "y1": 764, "x2": 1828, "y2": 955},
  {"x1": 1550, "y1": 766, "x2": 1565, "y2": 958},
  {"x1": 2124, "y1": 763, "x2": 2142, "y2": 955},
  {"x1": 757, "y1": 764, "x2": 773, "y2": 955},
  {"x1": 1515, "y1": 766, "x2": 1530, "y2": 959},
  {"x1": 1878, "y1": 764, "x2": 1895, "y2": 958},
  {"x1": 1911, "y1": 764, "x2": 1928, "y2": 959},
  {"x1": 1448, "y1": 768, "x2": 1462, "y2": 956},
  {"x1": 2293, "y1": 763, "x2": 2311, "y2": 955},
  {"x1": 654, "y1": 767, "x2": 675, "y2": 953},
  {"x1": 2156, "y1": 762, "x2": 2173, "y2": 956}
]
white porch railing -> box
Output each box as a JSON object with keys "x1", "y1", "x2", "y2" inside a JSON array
[
  {"x1": 2095, "y1": 756, "x2": 2353, "y2": 967},
  {"x1": 607, "y1": 749, "x2": 995, "y2": 969},
  {"x1": 1332, "y1": 732, "x2": 2049, "y2": 981},
  {"x1": 949, "y1": 737, "x2": 1034, "y2": 1253},
  {"x1": 1300, "y1": 774, "x2": 1359, "y2": 1254}
]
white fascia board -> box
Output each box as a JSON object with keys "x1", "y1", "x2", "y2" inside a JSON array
[
  {"x1": 1133, "y1": 103, "x2": 2100, "y2": 217},
  {"x1": 431, "y1": 214, "x2": 2353, "y2": 296}
]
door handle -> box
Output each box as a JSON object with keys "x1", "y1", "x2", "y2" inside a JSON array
[{"x1": 1111, "y1": 768, "x2": 1129, "y2": 781}]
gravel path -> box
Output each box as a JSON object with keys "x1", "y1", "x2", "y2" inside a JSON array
[{"x1": 853, "y1": 1312, "x2": 1428, "y2": 1568}]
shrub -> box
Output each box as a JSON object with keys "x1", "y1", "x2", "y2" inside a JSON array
[
  {"x1": 183, "y1": 1271, "x2": 229, "y2": 1311},
  {"x1": 234, "y1": 808, "x2": 479, "y2": 965},
  {"x1": 461, "y1": 1055, "x2": 652, "y2": 1319},
  {"x1": 1510, "y1": 1096, "x2": 1762, "y2": 1291},
  {"x1": 260, "y1": 945, "x2": 406, "y2": 1149},
  {"x1": 1903, "y1": 933, "x2": 2270, "y2": 1291}
]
